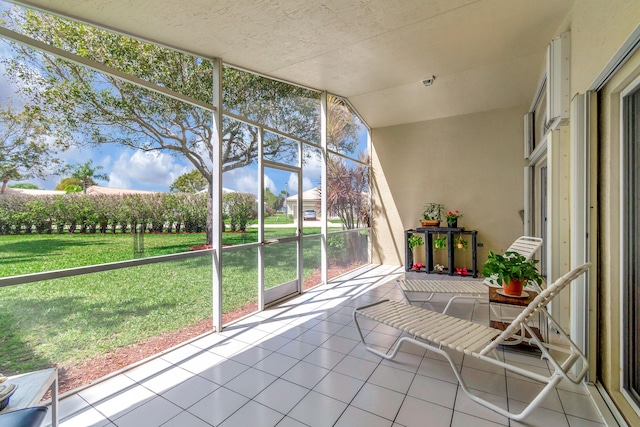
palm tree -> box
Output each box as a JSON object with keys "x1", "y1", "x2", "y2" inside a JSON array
[{"x1": 66, "y1": 160, "x2": 109, "y2": 193}]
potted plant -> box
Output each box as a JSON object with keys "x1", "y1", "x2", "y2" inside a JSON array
[
  {"x1": 421, "y1": 203, "x2": 444, "y2": 227},
  {"x1": 412, "y1": 262, "x2": 425, "y2": 271},
  {"x1": 434, "y1": 235, "x2": 447, "y2": 250},
  {"x1": 434, "y1": 263, "x2": 445, "y2": 274},
  {"x1": 407, "y1": 234, "x2": 424, "y2": 269},
  {"x1": 445, "y1": 210, "x2": 463, "y2": 228},
  {"x1": 408, "y1": 234, "x2": 424, "y2": 251},
  {"x1": 482, "y1": 251, "x2": 544, "y2": 296},
  {"x1": 455, "y1": 235, "x2": 468, "y2": 250}
]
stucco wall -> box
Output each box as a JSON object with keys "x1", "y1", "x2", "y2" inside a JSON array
[
  {"x1": 371, "y1": 106, "x2": 526, "y2": 270},
  {"x1": 568, "y1": 0, "x2": 640, "y2": 94}
]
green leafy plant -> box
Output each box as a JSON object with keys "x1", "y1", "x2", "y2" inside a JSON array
[
  {"x1": 445, "y1": 210, "x2": 463, "y2": 225},
  {"x1": 482, "y1": 251, "x2": 543, "y2": 287},
  {"x1": 422, "y1": 203, "x2": 444, "y2": 220},
  {"x1": 408, "y1": 234, "x2": 424, "y2": 250},
  {"x1": 455, "y1": 235, "x2": 468, "y2": 250},
  {"x1": 434, "y1": 236, "x2": 447, "y2": 250}
]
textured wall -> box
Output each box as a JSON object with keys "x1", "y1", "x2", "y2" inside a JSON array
[{"x1": 371, "y1": 105, "x2": 527, "y2": 270}]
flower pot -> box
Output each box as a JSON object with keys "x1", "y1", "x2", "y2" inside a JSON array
[
  {"x1": 421, "y1": 219, "x2": 440, "y2": 227},
  {"x1": 457, "y1": 243, "x2": 464, "y2": 249},
  {"x1": 502, "y1": 279, "x2": 525, "y2": 296},
  {"x1": 447, "y1": 219, "x2": 457, "y2": 228}
]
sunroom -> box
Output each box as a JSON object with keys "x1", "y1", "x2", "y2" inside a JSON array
[{"x1": 0, "y1": 0, "x2": 639, "y2": 426}]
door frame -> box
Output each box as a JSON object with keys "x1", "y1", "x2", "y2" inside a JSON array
[{"x1": 258, "y1": 158, "x2": 303, "y2": 308}]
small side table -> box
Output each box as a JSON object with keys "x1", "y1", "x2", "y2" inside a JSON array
[
  {"x1": 1, "y1": 368, "x2": 58, "y2": 427},
  {"x1": 488, "y1": 287, "x2": 547, "y2": 347}
]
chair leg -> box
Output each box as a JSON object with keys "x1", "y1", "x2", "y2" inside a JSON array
[
  {"x1": 422, "y1": 343, "x2": 564, "y2": 421},
  {"x1": 353, "y1": 306, "x2": 563, "y2": 421}
]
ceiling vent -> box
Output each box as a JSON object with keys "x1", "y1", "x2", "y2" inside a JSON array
[{"x1": 421, "y1": 76, "x2": 435, "y2": 87}]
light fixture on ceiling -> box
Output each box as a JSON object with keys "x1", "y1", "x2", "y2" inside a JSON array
[{"x1": 421, "y1": 76, "x2": 435, "y2": 87}]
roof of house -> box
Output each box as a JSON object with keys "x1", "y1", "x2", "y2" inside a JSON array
[
  {"x1": 85, "y1": 185, "x2": 158, "y2": 195},
  {"x1": 286, "y1": 187, "x2": 320, "y2": 202},
  {"x1": 3, "y1": 188, "x2": 66, "y2": 196}
]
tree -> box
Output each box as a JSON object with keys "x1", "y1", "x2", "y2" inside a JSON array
[
  {"x1": 1, "y1": 8, "x2": 358, "y2": 243},
  {"x1": 55, "y1": 177, "x2": 89, "y2": 192},
  {"x1": 65, "y1": 160, "x2": 109, "y2": 193},
  {"x1": 321, "y1": 153, "x2": 369, "y2": 230},
  {"x1": 170, "y1": 169, "x2": 207, "y2": 193},
  {"x1": 0, "y1": 104, "x2": 62, "y2": 193},
  {"x1": 275, "y1": 190, "x2": 289, "y2": 212},
  {"x1": 8, "y1": 182, "x2": 39, "y2": 189}
]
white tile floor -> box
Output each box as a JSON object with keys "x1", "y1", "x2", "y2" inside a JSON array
[{"x1": 42, "y1": 265, "x2": 609, "y2": 427}]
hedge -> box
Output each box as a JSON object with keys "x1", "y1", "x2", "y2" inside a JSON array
[{"x1": 0, "y1": 193, "x2": 208, "y2": 235}]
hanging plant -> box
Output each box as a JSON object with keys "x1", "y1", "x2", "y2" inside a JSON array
[
  {"x1": 434, "y1": 236, "x2": 447, "y2": 250},
  {"x1": 455, "y1": 235, "x2": 468, "y2": 250},
  {"x1": 408, "y1": 234, "x2": 424, "y2": 251}
]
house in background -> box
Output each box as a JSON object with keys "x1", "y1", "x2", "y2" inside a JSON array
[
  {"x1": 85, "y1": 185, "x2": 157, "y2": 195},
  {"x1": 285, "y1": 187, "x2": 320, "y2": 221},
  {"x1": 3, "y1": 188, "x2": 65, "y2": 196}
]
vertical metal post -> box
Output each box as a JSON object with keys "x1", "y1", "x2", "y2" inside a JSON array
[
  {"x1": 258, "y1": 127, "x2": 265, "y2": 311},
  {"x1": 211, "y1": 58, "x2": 223, "y2": 332},
  {"x1": 297, "y1": 130, "x2": 303, "y2": 295},
  {"x1": 320, "y1": 92, "x2": 328, "y2": 285}
]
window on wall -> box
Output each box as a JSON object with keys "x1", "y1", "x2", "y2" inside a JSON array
[
  {"x1": 525, "y1": 75, "x2": 549, "y2": 270},
  {"x1": 623, "y1": 83, "x2": 640, "y2": 408},
  {"x1": 525, "y1": 79, "x2": 548, "y2": 158}
]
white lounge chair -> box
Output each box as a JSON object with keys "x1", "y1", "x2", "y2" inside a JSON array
[
  {"x1": 395, "y1": 236, "x2": 543, "y2": 312},
  {"x1": 354, "y1": 262, "x2": 590, "y2": 421}
]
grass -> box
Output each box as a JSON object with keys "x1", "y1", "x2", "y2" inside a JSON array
[
  {"x1": 0, "y1": 257, "x2": 213, "y2": 371},
  {"x1": 261, "y1": 213, "x2": 293, "y2": 224},
  {"x1": 0, "y1": 231, "x2": 323, "y2": 374}
]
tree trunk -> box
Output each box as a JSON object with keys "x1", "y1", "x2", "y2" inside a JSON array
[{"x1": 1, "y1": 179, "x2": 7, "y2": 194}]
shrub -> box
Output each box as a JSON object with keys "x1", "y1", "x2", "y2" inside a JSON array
[
  {"x1": 0, "y1": 192, "x2": 211, "y2": 235},
  {"x1": 223, "y1": 192, "x2": 257, "y2": 232},
  {"x1": 25, "y1": 196, "x2": 55, "y2": 234}
]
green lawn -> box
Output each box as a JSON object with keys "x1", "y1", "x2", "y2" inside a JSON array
[
  {"x1": 261, "y1": 213, "x2": 293, "y2": 224},
  {"x1": 0, "y1": 231, "x2": 321, "y2": 374}
]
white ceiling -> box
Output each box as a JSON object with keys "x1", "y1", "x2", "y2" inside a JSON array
[{"x1": 13, "y1": 0, "x2": 574, "y2": 128}]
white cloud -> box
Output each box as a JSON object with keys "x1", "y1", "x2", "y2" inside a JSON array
[
  {"x1": 301, "y1": 176, "x2": 314, "y2": 191},
  {"x1": 286, "y1": 173, "x2": 298, "y2": 193},
  {"x1": 108, "y1": 151, "x2": 190, "y2": 191},
  {"x1": 302, "y1": 150, "x2": 322, "y2": 188},
  {"x1": 223, "y1": 167, "x2": 258, "y2": 195},
  {"x1": 264, "y1": 175, "x2": 277, "y2": 194}
]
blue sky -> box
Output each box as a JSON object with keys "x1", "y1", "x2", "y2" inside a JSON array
[{"x1": 0, "y1": 9, "x2": 367, "y2": 196}]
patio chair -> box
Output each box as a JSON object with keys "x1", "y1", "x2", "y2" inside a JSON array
[
  {"x1": 354, "y1": 262, "x2": 590, "y2": 421},
  {"x1": 395, "y1": 236, "x2": 543, "y2": 312}
]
